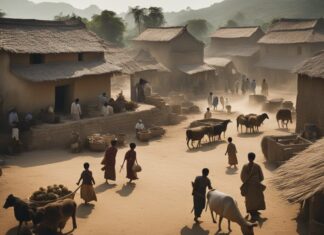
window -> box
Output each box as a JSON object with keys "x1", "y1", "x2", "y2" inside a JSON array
[
  {"x1": 29, "y1": 54, "x2": 44, "y2": 64},
  {"x1": 78, "y1": 53, "x2": 84, "y2": 61},
  {"x1": 297, "y1": 46, "x2": 302, "y2": 55}
]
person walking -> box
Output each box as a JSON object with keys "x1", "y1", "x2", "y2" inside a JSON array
[
  {"x1": 212, "y1": 95, "x2": 219, "y2": 110},
  {"x1": 77, "y1": 162, "x2": 97, "y2": 204},
  {"x1": 71, "y1": 98, "x2": 82, "y2": 120},
  {"x1": 101, "y1": 140, "x2": 118, "y2": 184},
  {"x1": 240, "y1": 152, "x2": 266, "y2": 221},
  {"x1": 225, "y1": 137, "x2": 238, "y2": 168},
  {"x1": 207, "y1": 92, "x2": 213, "y2": 108},
  {"x1": 121, "y1": 143, "x2": 139, "y2": 183},
  {"x1": 261, "y1": 79, "x2": 269, "y2": 96},
  {"x1": 192, "y1": 168, "x2": 213, "y2": 223}
]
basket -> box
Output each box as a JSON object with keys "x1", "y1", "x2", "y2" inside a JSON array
[
  {"x1": 137, "y1": 131, "x2": 151, "y2": 142},
  {"x1": 149, "y1": 126, "x2": 166, "y2": 138},
  {"x1": 132, "y1": 164, "x2": 142, "y2": 173},
  {"x1": 89, "y1": 142, "x2": 107, "y2": 152},
  {"x1": 102, "y1": 134, "x2": 116, "y2": 146}
]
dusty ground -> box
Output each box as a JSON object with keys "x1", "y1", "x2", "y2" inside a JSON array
[{"x1": 0, "y1": 89, "x2": 304, "y2": 235}]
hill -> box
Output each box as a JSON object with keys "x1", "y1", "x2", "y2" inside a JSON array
[{"x1": 0, "y1": 0, "x2": 101, "y2": 20}]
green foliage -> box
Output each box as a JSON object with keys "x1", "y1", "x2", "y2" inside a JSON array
[
  {"x1": 128, "y1": 6, "x2": 146, "y2": 34},
  {"x1": 54, "y1": 12, "x2": 88, "y2": 23},
  {"x1": 87, "y1": 10, "x2": 125, "y2": 45},
  {"x1": 225, "y1": 19, "x2": 238, "y2": 27},
  {"x1": 0, "y1": 9, "x2": 5, "y2": 18},
  {"x1": 186, "y1": 19, "x2": 211, "y2": 41}
]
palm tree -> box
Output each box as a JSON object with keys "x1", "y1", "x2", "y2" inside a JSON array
[
  {"x1": 144, "y1": 7, "x2": 165, "y2": 28},
  {"x1": 129, "y1": 6, "x2": 146, "y2": 34}
]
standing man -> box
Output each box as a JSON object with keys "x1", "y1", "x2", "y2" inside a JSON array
[
  {"x1": 98, "y1": 92, "x2": 108, "y2": 108},
  {"x1": 101, "y1": 140, "x2": 118, "y2": 184},
  {"x1": 8, "y1": 108, "x2": 19, "y2": 128},
  {"x1": 207, "y1": 92, "x2": 213, "y2": 108},
  {"x1": 240, "y1": 152, "x2": 266, "y2": 221},
  {"x1": 192, "y1": 168, "x2": 213, "y2": 223},
  {"x1": 261, "y1": 79, "x2": 269, "y2": 96},
  {"x1": 71, "y1": 98, "x2": 82, "y2": 120},
  {"x1": 251, "y1": 80, "x2": 256, "y2": 94}
]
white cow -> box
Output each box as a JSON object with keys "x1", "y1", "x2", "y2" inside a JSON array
[{"x1": 207, "y1": 190, "x2": 257, "y2": 235}]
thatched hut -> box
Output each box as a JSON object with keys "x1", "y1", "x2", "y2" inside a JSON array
[
  {"x1": 294, "y1": 51, "x2": 324, "y2": 137},
  {"x1": 105, "y1": 46, "x2": 170, "y2": 100},
  {"x1": 272, "y1": 139, "x2": 324, "y2": 234},
  {"x1": 132, "y1": 26, "x2": 215, "y2": 93},
  {"x1": 257, "y1": 18, "x2": 324, "y2": 87},
  {"x1": 208, "y1": 26, "x2": 264, "y2": 80},
  {"x1": 0, "y1": 18, "x2": 121, "y2": 115}
]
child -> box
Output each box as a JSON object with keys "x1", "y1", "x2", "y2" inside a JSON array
[
  {"x1": 225, "y1": 137, "x2": 238, "y2": 168},
  {"x1": 77, "y1": 162, "x2": 97, "y2": 204}
]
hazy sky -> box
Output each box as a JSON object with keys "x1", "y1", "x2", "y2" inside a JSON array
[{"x1": 30, "y1": 0, "x2": 223, "y2": 13}]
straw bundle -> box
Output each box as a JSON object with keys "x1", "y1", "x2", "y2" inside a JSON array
[{"x1": 271, "y1": 139, "x2": 324, "y2": 203}]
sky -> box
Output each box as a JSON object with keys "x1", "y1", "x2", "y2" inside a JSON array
[{"x1": 30, "y1": 0, "x2": 224, "y2": 13}]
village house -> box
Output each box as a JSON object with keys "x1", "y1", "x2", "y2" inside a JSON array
[
  {"x1": 208, "y1": 26, "x2": 264, "y2": 80},
  {"x1": 105, "y1": 46, "x2": 170, "y2": 101},
  {"x1": 132, "y1": 26, "x2": 215, "y2": 94},
  {"x1": 295, "y1": 51, "x2": 324, "y2": 137},
  {"x1": 257, "y1": 18, "x2": 324, "y2": 86},
  {"x1": 0, "y1": 18, "x2": 121, "y2": 117}
]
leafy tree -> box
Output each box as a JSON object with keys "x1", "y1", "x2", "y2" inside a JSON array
[
  {"x1": 54, "y1": 13, "x2": 88, "y2": 24},
  {"x1": 128, "y1": 6, "x2": 146, "y2": 34},
  {"x1": 225, "y1": 19, "x2": 238, "y2": 27},
  {"x1": 143, "y1": 7, "x2": 165, "y2": 28},
  {"x1": 87, "y1": 10, "x2": 125, "y2": 45},
  {"x1": 233, "y1": 11, "x2": 245, "y2": 22},
  {"x1": 186, "y1": 19, "x2": 211, "y2": 41},
  {"x1": 0, "y1": 10, "x2": 5, "y2": 18}
]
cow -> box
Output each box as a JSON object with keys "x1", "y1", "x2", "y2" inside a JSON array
[
  {"x1": 33, "y1": 198, "x2": 77, "y2": 234},
  {"x1": 3, "y1": 194, "x2": 35, "y2": 234},
  {"x1": 209, "y1": 120, "x2": 232, "y2": 141},
  {"x1": 186, "y1": 126, "x2": 210, "y2": 149},
  {"x1": 248, "y1": 113, "x2": 269, "y2": 132},
  {"x1": 207, "y1": 190, "x2": 257, "y2": 235},
  {"x1": 276, "y1": 109, "x2": 293, "y2": 129}
]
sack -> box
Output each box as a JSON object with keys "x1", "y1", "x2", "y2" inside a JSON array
[
  {"x1": 240, "y1": 183, "x2": 248, "y2": 196},
  {"x1": 132, "y1": 163, "x2": 142, "y2": 173}
]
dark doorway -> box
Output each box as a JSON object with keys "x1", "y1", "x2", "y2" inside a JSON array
[{"x1": 55, "y1": 85, "x2": 70, "y2": 113}]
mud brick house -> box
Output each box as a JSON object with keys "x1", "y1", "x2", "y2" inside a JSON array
[
  {"x1": 0, "y1": 18, "x2": 121, "y2": 116},
  {"x1": 257, "y1": 18, "x2": 324, "y2": 86},
  {"x1": 295, "y1": 51, "x2": 324, "y2": 136},
  {"x1": 132, "y1": 26, "x2": 215, "y2": 93},
  {"x1": 208, "y1": 26, "x2": 264, "y2": 80}
]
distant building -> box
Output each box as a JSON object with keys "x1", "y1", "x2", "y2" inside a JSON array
[
  {"x1": 132, "y1": 26, "x2": 215, "y2": 93},
  {"x1": 0, "y1": 18, "x2": 121, "y2": 114},
  {"x1": 257, "y1": 18, "x2": 324, "y2": 86},
  {"x1": 295, "y1": 51, "x2": 324, "y2": 136},
  {"x1": 208, "y1": 26, "x2": 264, "y2": 79}
]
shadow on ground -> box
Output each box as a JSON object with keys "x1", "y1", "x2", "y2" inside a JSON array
[
  {"x1": 95, "y1": 183, "x2": 117, "y2": 194},
  {"x1": 186, "y1": 140, "x2": 226, "y2": 153},
  {"x1": 76, "y1": 203, "x2": 95, "y2": 219},
  {"x1": 116, "y1": 182, "x2": 136, "y2": 197},
  {"x1": 180, "y1": 223, "x2": 210, "y2": 235}
]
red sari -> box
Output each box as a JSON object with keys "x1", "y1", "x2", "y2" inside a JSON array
[
  {"x1": 124, "y1": 149, "x2": 138, "y2": 180},
  {"x1": 101, "y1": 146, "x2": 118, "y2": 181}
]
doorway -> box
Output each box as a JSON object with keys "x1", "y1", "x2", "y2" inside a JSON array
[{"x1": 55, "y1": 85, "x2": 70, "y2": 113}]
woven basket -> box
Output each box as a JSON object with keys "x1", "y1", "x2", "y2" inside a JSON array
[
  {"x1": 137, "y1": 131, "x2": 151, "y2": 142},
  {"x1": 149, "y1": 127, "x2": 166, "y2": 138},
  {"x1": 89, "y1": 142, "x2": 106, "y2": 152}
]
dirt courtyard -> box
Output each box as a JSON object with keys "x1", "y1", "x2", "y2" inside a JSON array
[{"x1": 0, "y1": 90, "x2": 304, "y2": 235}]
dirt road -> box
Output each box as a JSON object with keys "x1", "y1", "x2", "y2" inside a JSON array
[{"x1": 0, "y1": 90, "x2": 302, "y2": 235}]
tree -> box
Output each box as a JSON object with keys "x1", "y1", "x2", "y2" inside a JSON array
[
  {"x1": 143, "y1": 7, "x2": 165, "y2": 28},
  {"x1": 128, "y1": 6, "x2": 146, "y2": 34},
  {"x1": 87, "y1": 10, "x2": 125, "y2": 45},
  {"x1": 0, "y1": 10, "x2": 5, "y2": 18},
  {"x1": 186, "y1": 19, "x2": 211, "y2": 41},
  {"x1": 54, "y1": 13, "x2": 88, "y2": 24},
  {"x1": 225, "y1": 19, "x2": 238, "y2": 27}
]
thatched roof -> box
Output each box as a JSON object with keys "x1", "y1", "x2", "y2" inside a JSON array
[
  {"x1": 258, "y1": 18, "x2": 324, "y2": 44},
  {"x1": 105, "y1": 46, "x2": 169, "y2": 75},
  {"x1": 0, "y1": 18, "x2": 106, "y2": 53},
  {"x1": 255, "y1": 56, "x2": 307, "y2": 72},
  {"x1": 205, "y1": 57, "x2": 232, "y2": 68},
  {"x1": 133, "y1": 26, "x2": 204, "y2": 45},
  {"x1": 12, "y1": 60, "x2": 121, "y2": 82},
  {"x1": 178, "y1": 64, "x2": 214, "y2": 75},
  {"x1": 272, "y1": 139, "x2": 324, "y2": 203},
  {"x1": 294, "y1": 51, "x2": 324, "y2": 78},
  {"x1": 210, "y1": 26, "x2": 262, "y2": 39}
]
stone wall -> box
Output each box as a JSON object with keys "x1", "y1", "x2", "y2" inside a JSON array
[{"x1": 24, "y1": 106, "x2": 168, "y2": 150}]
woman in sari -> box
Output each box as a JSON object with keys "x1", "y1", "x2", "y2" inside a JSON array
[
  {"x1": 101, "y1": 140, "x2": 118, "y2": 184},
  {"x1": 121, "y1": 143, "x2": 139, "y2": 183}
]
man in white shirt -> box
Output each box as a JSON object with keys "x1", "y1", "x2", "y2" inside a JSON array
[
  {"x1": 71, "y1": 98, "x2": 82, "y2": 120},
  {"x1": 8, "y1": 108, "x2": 19, "y2": 127},
  {"x1": 102, "y1": 102, "x2": 114, "y2": 117},
  {"x1": 135, "y1": 119, "x2": 145, "y2": 133}
]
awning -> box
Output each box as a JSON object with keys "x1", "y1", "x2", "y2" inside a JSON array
[
  {"x1": 205, "y1": 57, "x2": 232, "y2": 68},
  {"x1": 11, "y1": 60, "x2": 122, "y2": 82},
  {"x1": 255, "y1": 56, "x2": 308, "y2": 72},
  {"x1": 178, "y1": 64, "x2": 215, "y2": 75}
]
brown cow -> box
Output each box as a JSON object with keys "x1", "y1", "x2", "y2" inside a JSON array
[{"x1": 276, "y1": 109, "x2": 293, "y2": 128}]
